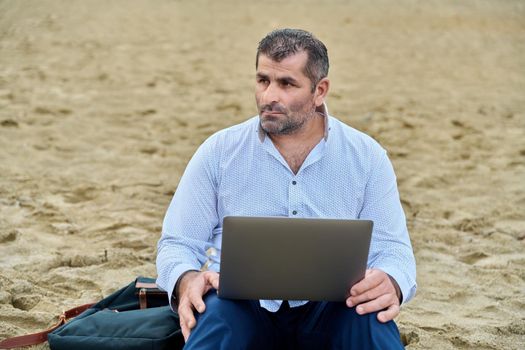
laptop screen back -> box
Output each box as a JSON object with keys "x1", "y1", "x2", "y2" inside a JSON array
[{"x1": 218, "y1": 216, "x2": 373, "y2": 301}]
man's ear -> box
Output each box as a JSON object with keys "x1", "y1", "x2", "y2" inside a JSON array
[{"x1": 314, "y1": 78, "x2": 330, "y2": 107}]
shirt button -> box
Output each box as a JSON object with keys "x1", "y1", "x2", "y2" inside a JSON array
[
  {"x1": 292, "y1": 210, "x2": 297, "y2": 215},
  {"x1": 292, "y1": 181, "x2": 297, "y2": 185}
]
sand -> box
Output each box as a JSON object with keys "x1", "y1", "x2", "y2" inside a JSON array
[{"x1": 0, "y1": 0, "x2": 524, "y2": 348}]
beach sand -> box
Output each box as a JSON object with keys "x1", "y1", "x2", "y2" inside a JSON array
[{"x1": 1, "y1": 0, "x2": 524, "y2": 348}]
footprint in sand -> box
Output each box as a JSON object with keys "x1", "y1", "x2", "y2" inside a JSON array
[
  {"x1": 140, "y1": 146, "x2": 159, "y2": 155},
  {"x1": 496, "y1": 321, "x2": 525, "y2": 336},
  {"x1": 453, "y1": 217, "x2": 493, "y2": 233},
  {"x1": 33, "y1": 106, "x2": 72, "y2": 116},
  {"x1": 1, "y1": 119, "x2": 19, "y2": 127},
  {"x1": 11, "y1": 294, "x2": 41, "y2": 311},
  {"x1": 400, "y1": 330, "x2": 420, "y2": 346},
  {"x1": 62, "y1": 186, "x2": 98, "y2": 204},
  {"x1": 458, "y1": 251, "x2": 490, "y2": 265},
  {"x1": 0, "y1": 230, "x2": 18, "y2": 243}
]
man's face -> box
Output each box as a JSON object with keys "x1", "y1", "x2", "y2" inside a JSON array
[{"x1": 255, "y1": 52, "x2": 318, "y2": 135}]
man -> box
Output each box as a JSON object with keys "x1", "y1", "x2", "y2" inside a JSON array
[{"x1": 157, "y1": 28, "x2": 416, "y2": 349}]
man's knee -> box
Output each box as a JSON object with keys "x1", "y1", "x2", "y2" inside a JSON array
[
  {"x1": 324, "y1": 304, "x2": 404, "y2": 349},
  {"x1": 198, "y1": 291, "x2": 248, "y2": 322},
  {"x1": 187, "y1": 293, "x2": 272, "y2": 349}
]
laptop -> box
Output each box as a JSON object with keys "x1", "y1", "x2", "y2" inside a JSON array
[{"x1": 218, "y1": 216, "x2": 373, "y2": 302}]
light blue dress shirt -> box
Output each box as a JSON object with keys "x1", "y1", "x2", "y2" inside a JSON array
[{"x1": 156, "y1": 113, "x2": 417, "y2": 312}]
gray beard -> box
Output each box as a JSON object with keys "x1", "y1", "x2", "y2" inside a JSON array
[
  {"x1": 260, "y1": 116, "x2": 306, "y2": 135},
  {"x1": 259, "y1": 111, "x2": 316, "y2": 136}
]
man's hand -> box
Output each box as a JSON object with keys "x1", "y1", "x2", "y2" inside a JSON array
[
  {"x1": 346, "y1": 269, "x2": 401, "y2": 323},
  {"x1": 177, "y1": 270, "x2": 220, "y2": 341}
]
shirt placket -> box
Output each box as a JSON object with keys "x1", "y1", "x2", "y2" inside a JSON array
[{"x1": 288, "y1": 177, "x2": 301, "y2": 217}]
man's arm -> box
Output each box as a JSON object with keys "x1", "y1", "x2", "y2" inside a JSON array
[
  {"x1": 156, "y1": 135, "x2": 221, "y2": 311},
  {"x1": 347, "y1": 149, "x2": 417, "y2": 322}
]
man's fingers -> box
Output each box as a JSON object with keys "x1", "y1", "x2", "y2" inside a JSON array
[
  {"x1": 209, "y1": 273, "x2": 220, "y2": 290},
  {"x1": 347, "y1": 278, "x2": 390, "y2": 307},
  {"x1": 377, "y1": 303, "x2": 400, "y2": 323},
  {"x1": 202, "y1": 271, "x2": 220, "y2": 291},
  {"x1": 178, "y1": 300, "x2": 197, "y2": 330},
  {"x1": 355, "y1": 293, "x2": 398, "y2": 316},
  {"x1": 350, "y1": 269, "x2": 383, "y2": 296},
  {"x1": 181, "y1": 321, "x2": 190, "y2": 342},
  {"x1": 188, "y1": 292, "x2": 206, "y2": 313},
  {"x1": 344, "y1": 268, "x2": 401, "y2": 321}
]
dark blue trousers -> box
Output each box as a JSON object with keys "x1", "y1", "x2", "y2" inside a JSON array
[{"x1": 184, "y1": 292, "x2": 404, "y2": 349}]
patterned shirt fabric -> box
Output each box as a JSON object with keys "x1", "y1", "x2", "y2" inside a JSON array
[{"x1": 156, "y1": 113, "x2": 417, "y2": 312}]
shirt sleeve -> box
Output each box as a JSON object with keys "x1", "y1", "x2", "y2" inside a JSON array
[
  {"x1": 358, "y1": 149, "x2": 417, "y2": 304},
  {"x1": 156, "y1": 136, "x2": 220, "y2": 310}
]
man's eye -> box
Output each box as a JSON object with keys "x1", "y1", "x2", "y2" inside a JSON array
[{"x1": 257, "y1": 78, "x2": 269, "y2": 84}]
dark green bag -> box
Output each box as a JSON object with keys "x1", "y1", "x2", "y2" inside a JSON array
[{"x1": 47, "y1": 277, "x2": 184, "y2": 350}]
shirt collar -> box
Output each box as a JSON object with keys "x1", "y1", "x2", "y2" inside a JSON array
[{"x1": 257, "y1": 102, "x2": 330, "y2": 143}]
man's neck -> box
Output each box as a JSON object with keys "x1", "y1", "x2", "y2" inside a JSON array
[{"x1": 269, "y1": 115, "x2": 325, "y2": 174}]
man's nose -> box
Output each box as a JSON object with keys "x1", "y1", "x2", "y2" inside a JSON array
[{"x1": 261, "y1": 82, "x2": 280, "y2": 104}]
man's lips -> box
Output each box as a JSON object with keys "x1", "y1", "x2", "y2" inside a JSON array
[{"x1": 262, "y1": 111, "x2": 284, "y2": 116}]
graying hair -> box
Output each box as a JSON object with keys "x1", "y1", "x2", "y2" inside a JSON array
[{"x1": 256, "y1": 28, "x2": 329, "y2": 91}]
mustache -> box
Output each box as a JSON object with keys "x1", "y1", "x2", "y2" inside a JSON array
[{"x1": 259, "y1": 103, "x2": 287, "y2": 113}]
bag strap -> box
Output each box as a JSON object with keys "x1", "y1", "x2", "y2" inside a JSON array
[
  {"x1": 135, "y1": 281, "x2": 158, "y2": 289},
  {"x1": 0, "y1": 303, "x2": 94, "y2": 349}
]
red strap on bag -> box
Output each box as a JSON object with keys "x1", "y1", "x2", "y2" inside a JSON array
[{"x1": 0, "y1": 303, "x2": 94, "y2": 349}]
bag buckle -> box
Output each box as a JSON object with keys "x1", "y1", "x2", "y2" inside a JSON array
[{"x1": 139, "y1": 288, "x2": 148, "y2": 309}]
